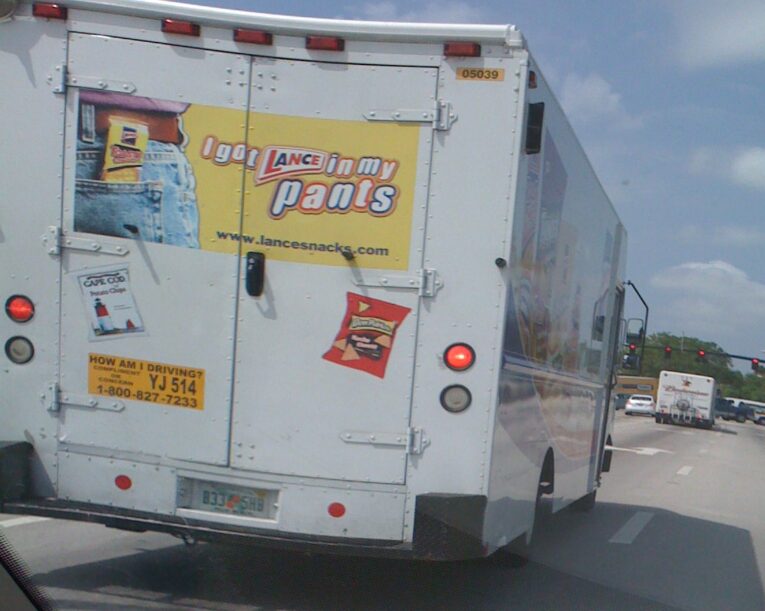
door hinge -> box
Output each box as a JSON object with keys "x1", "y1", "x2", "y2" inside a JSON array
[
  {"x1": 43, "y1": 226, "x2": 130, "y2": 257},
  {"x1": 407, "y1": 427, "x2": 430, "y2": 455},
  {"x1": 44, "y1": 382, "x2": 125, "y2": 413},
  {"x1": 364, "y1": 100, "x2": 457, "y2": 131},
  {"x1": 49, "y1": 64, "x2": 68, "y2": 94},
  {"x1": 352, "y1": 268, "x2": 442, "y2": 297},
  {"x1": 339, "y1": 427, "x2": 430, "y2": 455}
]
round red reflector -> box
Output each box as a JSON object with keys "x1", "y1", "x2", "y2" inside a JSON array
[
  {"x1": 444, "y1": 343, "x2": 475, "y2": 371},
  {"x1": 115, "y1": 475, "x2": 132, "y2": 490},
  {"x1": 328, "y1": 502, "x2": 346, "y2": 518},
  {"x1": 6, "y1": 295, "x2": 34, "y2": 323}
]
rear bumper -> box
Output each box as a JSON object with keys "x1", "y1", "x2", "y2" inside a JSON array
[
  {"x1": 1, "y1": 494, "x2": 488, "y2": 561},
  {"x1": 0, "y1": 442, "x2": 488, "y2": 560},
  {"x1": 1, "y1": 498, "x2": 414, "y2": 558}
]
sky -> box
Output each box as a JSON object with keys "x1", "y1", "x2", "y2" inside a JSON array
[{"x1": 189, "y1": 0, "x2": 765, "y2": 363}]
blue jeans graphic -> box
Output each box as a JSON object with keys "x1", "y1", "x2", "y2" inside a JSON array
[{"x1": 75, "y1": 136, "x2": 200, "y2": 248}]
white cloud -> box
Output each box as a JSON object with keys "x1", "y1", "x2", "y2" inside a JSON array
[
  {"x1": 730, "y1": 148, "x2": 765, "y2": 191},
  {"x1": 688, "y1": 146, "x2": 765, "y2": 192},
  {"x1": 354, "y1": 2, "x2": 485, "y2": 23},
  {"x1": 677, "y1": 224, "x2": 765, "y2": 248},
  {"x1": 715, "y1": 225, "x2": 765, "y2": 247},
  {"x1": 559, "y1": 72, "x2": 642, "y2": 130},
  {"x1": 650, "y1": 261, "x2": 765, "y2": 351},
  {"x1": 673, "y1": 0, "x2": 765, "y2": 68}
]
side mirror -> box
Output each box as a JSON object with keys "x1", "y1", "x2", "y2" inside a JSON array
[{"x1": 625, "y1": 318, "x2": 644, "y2": 345}]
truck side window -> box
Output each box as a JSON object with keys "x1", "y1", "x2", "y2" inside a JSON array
[{"x1": 525, "y1": 102, "x2": 545, "y2": 154}]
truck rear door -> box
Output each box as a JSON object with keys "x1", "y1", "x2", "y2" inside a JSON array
[
  {"x1": 230, "y1": 58, "x2": 438, "y2": 484},
  {"x1": 56, "y1": 34, "x2": 249, "y2": 465}
]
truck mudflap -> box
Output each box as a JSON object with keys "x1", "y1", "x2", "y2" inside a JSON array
[
  {"x1": 2, "y1": 494, "x2": 490, "y2": 561},
  {"x1": 412, "y1": 494, "x2": 487, "y2": 560},
  {"x1": 0, "y1": 442, "x2": 32, "y2": 503}
]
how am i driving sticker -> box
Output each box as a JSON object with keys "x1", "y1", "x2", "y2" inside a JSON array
[{"x1": 88, "y1": 353, "x2": 205, "y2": 410}]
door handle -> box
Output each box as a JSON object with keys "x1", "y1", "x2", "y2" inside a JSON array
[{"x1": 245, "y1": 252, "x2": 265, "y2": 297}]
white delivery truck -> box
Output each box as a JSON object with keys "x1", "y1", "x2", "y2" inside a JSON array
[
  {"x1": 0, "y1": 0, "x2": 627, "y2": 560},
  {"x1": 656, "y1": 371, "x2": 716, "y2": 428}
]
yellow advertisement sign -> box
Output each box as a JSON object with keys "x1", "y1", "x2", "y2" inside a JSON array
[
  {"x1": 88, "y1": 353, "x2": 205, "y2": 410},
  {"x1": 73, "y1": 93, "x2": 420, "y2": 270}
]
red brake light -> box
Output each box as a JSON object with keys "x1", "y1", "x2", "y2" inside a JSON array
[
  {"x1": 444, "y1": 343, "x2": 475, "y2": 371},
  {"x1": 115, "y1": 475, "x2": 132, "y2": 490},
  {"x1": 161, "y1": 19, "x2": 200, "y2": 37},
  {"x1": 328, "y1": 502, "x2": 346, "y2": 518},
  {"x1": 33, "y1": 3, "x2": 68, "y2": 19},
  {"x1": 444, "y1": 42, "x2": 481, "y2": 57},
  {"x1": 306, "y1": 36, "x2": 345, "y2": 51},
  {"x1": 233, "y1": 28, "x2": 273, "y2": 45},
  {"x1": 6, "y1": 295, "x2": 34, "y2": 323}
]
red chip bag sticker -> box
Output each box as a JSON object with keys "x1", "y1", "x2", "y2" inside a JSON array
[{"x1": 323, "y1": 292, "x2": 411, "y2": 378}]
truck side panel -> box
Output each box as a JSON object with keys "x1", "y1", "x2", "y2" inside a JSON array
[
  {"x1": 0, "y1": 10, "x2": 67, "y2": 498},
  {"x1": 485, "y1": 58, "x2": 626, "y2": 549}
]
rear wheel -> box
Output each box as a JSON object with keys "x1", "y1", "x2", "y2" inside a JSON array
[
  {"x1": 655, "y1": 415, "x2": 661, "y2": 423},
  {"x1": 491, "y1": 464, "x2": 552, "y2": 568}
]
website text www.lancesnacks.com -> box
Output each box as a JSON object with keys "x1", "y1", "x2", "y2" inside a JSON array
[{"x1": 216, "y1": 231, "x2": 390, "y2": 257}]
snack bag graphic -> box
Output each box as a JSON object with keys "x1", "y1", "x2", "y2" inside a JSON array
[{"x1": 323, "y1": 292, "x2": 411, "y2": 378}]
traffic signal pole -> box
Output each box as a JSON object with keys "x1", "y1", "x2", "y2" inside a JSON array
[{"x1": 625, "y1": 280, "x2": 649, "y2": 376}]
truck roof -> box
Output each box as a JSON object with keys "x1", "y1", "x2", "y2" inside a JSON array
[{"x1": 37, "y1": 0, "x2": 525, "y2": 46}]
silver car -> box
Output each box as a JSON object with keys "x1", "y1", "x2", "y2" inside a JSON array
[{"x1": 625, "y1": 394, "x2": 656, "y2": 416}]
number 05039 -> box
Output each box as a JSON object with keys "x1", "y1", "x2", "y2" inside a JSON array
[{"x1": 456, "y1": 68, "x2": 505, "y2": 81}]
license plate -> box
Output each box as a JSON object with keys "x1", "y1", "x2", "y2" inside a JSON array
[{"x1": 186, "y1": 481, "x2": 275, "y2": 519}]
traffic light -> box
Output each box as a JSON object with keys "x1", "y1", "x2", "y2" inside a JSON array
[
  {"x1": 753, "y1": 358, "x2": 760, "y2": 372},
  {"x1": 628, "y1": 343, "x2": 637, "y2": 353},
  {"x1": 664, "y1": 345, "x2": 672, "y2": 359},
  {"x1": 696, "y1": 349, "x2": 706, "y2": 362}
]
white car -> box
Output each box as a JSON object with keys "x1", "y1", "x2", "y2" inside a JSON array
[{"x1": 625, "y1": 394, "x2": 656, "y2": 416}]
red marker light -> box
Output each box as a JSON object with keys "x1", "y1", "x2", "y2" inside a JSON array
[
  {"x1": 6, "y1": 295, "x2": 35, "y2": 323},
  {"x1": 306, "y1": 36, "x2": 345, "y2": 51},
  {"x1": 115, "y1": 475, "x2": 132, "y2": 490},
  {"x1": 444, "y1": 343, "x2": 475, "y2": 371},
  {"x1": 233, "y1": 28, "x2": 273, "y2": 45},
  {"x1": 161, "y1": 19, "x2": 200, "y2": 37},
  {"x1": 328, "y1": 502, "x2": 346, "y2": 518},
  {"x1": 443, "y1": 42, "x2": 481, "y2": 57},
  {"x1": 33, "y1": 3, "x2": 68, "y2": 19}
]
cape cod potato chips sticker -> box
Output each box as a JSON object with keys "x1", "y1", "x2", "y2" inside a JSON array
[
  {"x1": 323, "y1": 293, "x2": 411, "y2": 378},
  {"x1": 76, "y1": 265, "x2": 145, "y2": 340}
]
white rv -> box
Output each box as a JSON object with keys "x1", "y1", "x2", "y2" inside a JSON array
[
  {"x1": 0, "y1": 0, "x2": 626, "y2": 560},
  {"x1": 656, "y1": 371, "x2": 716, "y2": 428}
]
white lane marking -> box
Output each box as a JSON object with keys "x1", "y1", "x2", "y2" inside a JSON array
[
  {"x1": 0, "y1": 516, "x2": 49, "y2": 528},
  {"x1": 607, "y1": 445, "x2": 672, "y2": 456},
  {"x1": 677, "y1": 465, "x2": 694, "y2": 476},
  {"x1": 609, "y1": 511, "x2": 655, "y2": 544}
]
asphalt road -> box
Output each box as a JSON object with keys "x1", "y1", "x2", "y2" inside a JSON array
[{"x1": 2, "y1": 413, "x2": 764, "y2": 610}]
